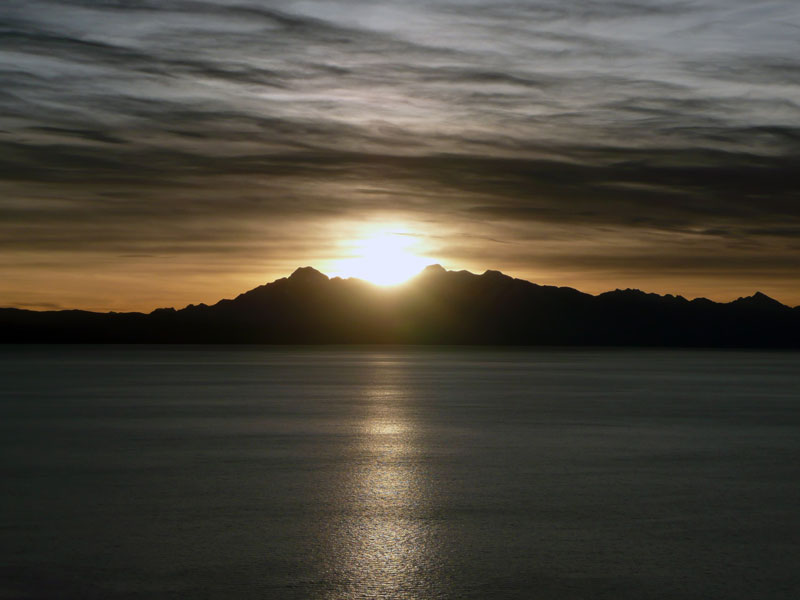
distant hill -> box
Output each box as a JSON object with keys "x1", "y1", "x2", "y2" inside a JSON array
[{"x1": 2, "y1": 265, "x2": 799, "y2": 347}]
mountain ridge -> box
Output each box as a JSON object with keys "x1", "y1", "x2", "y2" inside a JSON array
[{"x1": 1, "y1": 265, "x2": 798, "y2": 346}]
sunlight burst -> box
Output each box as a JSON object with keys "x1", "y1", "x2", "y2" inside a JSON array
[{"x1": 331, "y1": 228, "x2": 432, "y2": 286}]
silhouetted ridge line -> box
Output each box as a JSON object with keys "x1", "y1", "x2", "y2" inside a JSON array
[{"x1": 1, "y1": 266, "x2": 798, "y2": 347}]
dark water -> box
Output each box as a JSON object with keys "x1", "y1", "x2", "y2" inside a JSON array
[{"x1": 1, "y1": 346, "x2": 799, "y2": 599}]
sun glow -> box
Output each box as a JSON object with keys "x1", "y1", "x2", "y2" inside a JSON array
[{"x1": 330, "y1": 227, "x2": 433, "y2": 286}]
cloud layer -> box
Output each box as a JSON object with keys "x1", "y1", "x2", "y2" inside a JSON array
[{"x1": 2, "y1": 0, "x2": 799, "y2": 309}]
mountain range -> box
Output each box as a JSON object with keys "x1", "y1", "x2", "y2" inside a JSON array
[{"x1": 2, "y1": 265, "x2": 799, "y2": 347}]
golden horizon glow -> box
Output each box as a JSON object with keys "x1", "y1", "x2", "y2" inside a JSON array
[{"x1": 328, "y1": 227, "x2": 434, "y2": 286}]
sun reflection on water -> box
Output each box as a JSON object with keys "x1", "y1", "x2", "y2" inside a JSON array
[{"x1": 326, "y1": 362, "x2": 439, "y2": 599}]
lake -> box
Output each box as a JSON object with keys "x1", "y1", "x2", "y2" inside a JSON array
[{"x1": 1, "y1": 346, "x2": 799, "y2": 599}]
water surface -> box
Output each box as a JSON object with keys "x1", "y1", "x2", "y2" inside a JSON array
[{"x1": 1, "y1": 346, "x2": 799, "y2": 599}]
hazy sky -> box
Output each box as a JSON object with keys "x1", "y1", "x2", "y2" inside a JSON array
[{"x1": 2, "y1": 0, "x2": 800, "y2": 310}]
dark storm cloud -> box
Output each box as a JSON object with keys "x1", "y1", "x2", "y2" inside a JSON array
[{"x1": 2, "y1": 0, "x2": 799, "y2": 299}]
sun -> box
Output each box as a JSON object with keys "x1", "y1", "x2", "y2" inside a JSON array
[{"x1": 330, "y1": 227, "x2": 433, "y2": 286}]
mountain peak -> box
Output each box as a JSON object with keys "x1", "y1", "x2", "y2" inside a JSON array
[
  {"x1": 732, "y1": 291, "x2": 785, "y2": 309},
  {"x1": 288, "y1": 266, "x2": 328, "y2": 282},
  {"x1": 420, "y1": 264, "x2": 447, "y2": 275}
]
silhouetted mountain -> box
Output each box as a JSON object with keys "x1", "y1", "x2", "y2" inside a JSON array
[
  {"x1": 729, "y1": 291, "x2": 787, "y2": 310},
  {"x1": 2, "y1": 266, "x2": 799, "y2": 347}
]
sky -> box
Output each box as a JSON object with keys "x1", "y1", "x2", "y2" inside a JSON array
[{"x1": 2, "y1": 0, "x2": 800, "y2": 311}]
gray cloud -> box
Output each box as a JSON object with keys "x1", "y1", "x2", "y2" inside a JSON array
[{"x1": 2, "y1": 0, "x2": 800, "y2": 306}]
